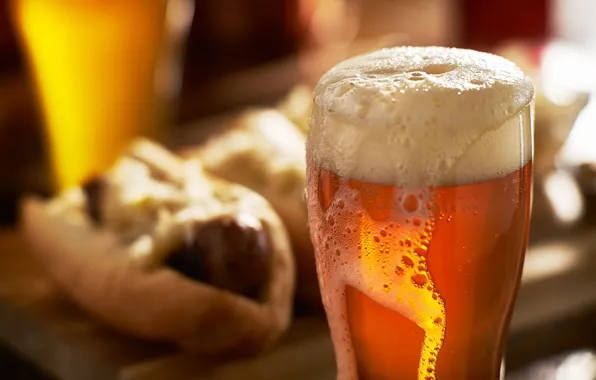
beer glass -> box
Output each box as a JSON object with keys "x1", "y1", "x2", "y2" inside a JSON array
[
  {"x1": 12, "y1": 0, "x2": 194, "y2": 190},
  {"x1": 306, "y1": 47, "x2": 534, "y2": 379}
]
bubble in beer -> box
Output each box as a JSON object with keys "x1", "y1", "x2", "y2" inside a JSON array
[
  {"x1": 380, "y1": 229, "x2": 387, "y2": 237},
  {"x1": 395, "y1": 265, "x2": 405, "y2": 276},
  {"x1": 413, "y1": 217, "x2": 422, "y2": 226},
  {"x1": 338, "y1": 200, "x2": 345, "y2": 209},
  {"x1": 402, "y1": 255, "x2": 415, "y2": 267},
  {"x1": 415, "y1": 245, "x2": 428, "y2": 257},
  {"x1": 373, "y1": 235, "x2": 380, "y2": 243},
  {"x1": 403, "y1": 194, "x2": 419, "y2": 213},
  {"x1": 412, "y1": 272, "x2": 428, "y2": 287},
  {"x1": 408, "y1": 71, "x2": 426, "y2": 81},
  {"x1": 333, "y1": 82, "x2": 354, "y2": 97}
]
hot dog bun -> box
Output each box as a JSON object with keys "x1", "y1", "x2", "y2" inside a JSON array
[{"x1": 21, "y1": 140, "x2": 295, "y2": 356}]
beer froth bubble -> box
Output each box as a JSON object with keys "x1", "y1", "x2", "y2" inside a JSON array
[{"x1": 308, "y1": 46, "x2": 534, "y2": 187}]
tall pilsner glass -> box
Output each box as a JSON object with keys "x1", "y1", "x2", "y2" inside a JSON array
[
  {"x1": 306, "y1": 47, "x2": 534, "y2": 380},
  {"x1": 12, "y1": 0, "x2": 194, "y2": 190}
]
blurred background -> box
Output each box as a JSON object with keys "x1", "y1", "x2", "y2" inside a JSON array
[
  {"x1": 0, "y1": 0, "x2": 556, "y2": 223},
  {"x1": 2, "y1": 0, "x2": 596, "y2": 379}
]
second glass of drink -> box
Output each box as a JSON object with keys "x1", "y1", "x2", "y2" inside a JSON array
[{"x1": 12, "y1": 0, "x2": 194, "y2": 190}]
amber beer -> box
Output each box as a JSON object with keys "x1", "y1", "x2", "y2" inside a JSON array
[
  {"x1": 306, "y1": 47, "x2": 534, "y2": 380},
  {"x1": 12, "y1": 0, "x2": 193, "y2": 190}
]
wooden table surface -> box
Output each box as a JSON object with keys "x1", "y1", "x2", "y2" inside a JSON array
[
  {"x1": 0, "y1": 229, "x2": 336, "y2": 380},
  {"x1": 3, "y1": 226, "x2": 596, "y2": 380}
]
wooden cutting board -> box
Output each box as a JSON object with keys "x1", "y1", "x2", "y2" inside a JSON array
[{"x1": 3, "y1": 226, "x2": 596, "y2": 380}]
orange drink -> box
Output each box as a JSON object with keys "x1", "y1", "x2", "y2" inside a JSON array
[{"x1": 12, "y1": 0, "x2": 193, "y2": 189}]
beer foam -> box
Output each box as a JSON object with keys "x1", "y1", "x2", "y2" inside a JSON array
[{"x1": 309, "y1": 46, "x2": 534, "y2": 186}]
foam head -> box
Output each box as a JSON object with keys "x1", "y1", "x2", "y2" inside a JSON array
[{"x1": 308, "y1": 46, "x2": 535, "y2": 186}]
